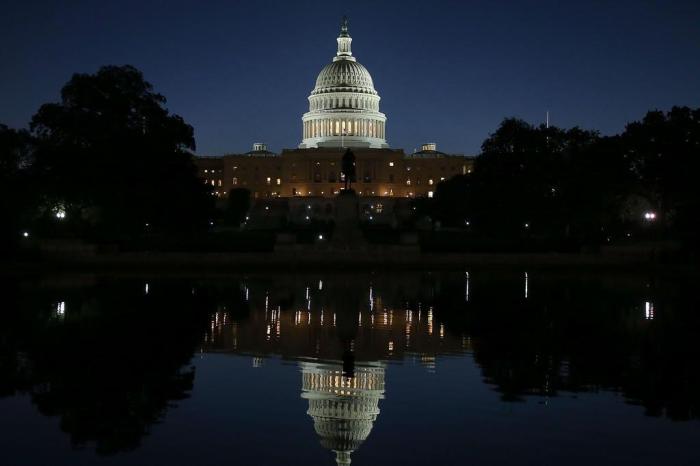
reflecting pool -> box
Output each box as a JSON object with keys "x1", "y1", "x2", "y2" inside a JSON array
[{"x1": 1, "y1": 270, "x2": 699, "y2": 465}]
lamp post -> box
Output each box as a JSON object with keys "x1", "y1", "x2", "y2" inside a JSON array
[{"x1": 341, "y1": 129, "x2": 347, "y2": 148}]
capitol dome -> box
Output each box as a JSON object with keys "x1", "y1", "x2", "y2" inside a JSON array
[
  {"x1": 299, "y1": 18, "x2": 388, "y2": 149},
  {"x1": 313, "y1": 61, "x2": 376, "y2": 95},
  {"x1": 300, "y1": 361, "x2": 385, "y2": 465}
]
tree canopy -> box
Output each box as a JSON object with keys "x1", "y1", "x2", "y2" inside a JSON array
[
  {"x1": 0, "y1": 124, "x2": 33, "y2": 248},
  {"x1": 30, "y1": 65, "x2": 213, "y2": 239},
  {"x1": 429, "y1": 111, "x2": 698, "y2": 249}
]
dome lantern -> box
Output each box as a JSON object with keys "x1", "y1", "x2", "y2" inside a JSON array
[{"x1": 335, "y1": 16, "x2": 354, "y2": 61}]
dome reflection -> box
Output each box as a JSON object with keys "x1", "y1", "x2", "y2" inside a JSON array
[{"x1": 301, "y1": 361, "x2": 385, "y2": 465}]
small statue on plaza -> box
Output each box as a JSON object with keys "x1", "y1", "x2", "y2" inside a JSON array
[{"x1": 341, "y1": 148, "x2": 356, "y2": 191}]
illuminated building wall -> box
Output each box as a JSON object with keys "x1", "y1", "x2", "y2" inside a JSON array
[{"x1": 196, "y1": 145, "x2": 474, "y2": 199}]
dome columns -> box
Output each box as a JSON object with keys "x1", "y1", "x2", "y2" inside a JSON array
[{"x1": 301, "y1": 115, "x2": 387, "y2": 148}]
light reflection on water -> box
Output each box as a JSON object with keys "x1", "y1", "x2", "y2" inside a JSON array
[{"x1": 1, "y1": 270, "x2": 699, "y2": 465}]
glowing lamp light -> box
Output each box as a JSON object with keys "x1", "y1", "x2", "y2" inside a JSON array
[
  {"x1": 318, "y1": 234, "x2": 324, "y2": 240},
  {"x1": 524, "y1": 223, "x2": 530, "y2": 228},
  {"x1": 22, "y1": 231, "x2": 29, "y2": 238},
  {"x1": 643, "y1": 212, "x2": 657, "y2": 220}
]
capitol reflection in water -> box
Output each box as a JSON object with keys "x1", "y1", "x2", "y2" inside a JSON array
[
  {"x1": 2, "y1": 271, "x2": 700, "y2": 465},
  {"x1": 301, "y1": 362, "x2": 385, "y2": 465},
  {"x1": 202, "y1": 274, "x2": 468, "y2": 464}
]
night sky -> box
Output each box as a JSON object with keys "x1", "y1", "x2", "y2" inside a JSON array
[{"x1": 2, "y1": 0, "x2": 699, "y2": 155}]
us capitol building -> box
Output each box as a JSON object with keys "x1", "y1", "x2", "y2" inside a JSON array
[{"x1": 196, "y1": 18, "x2": 474, "y2": 201}]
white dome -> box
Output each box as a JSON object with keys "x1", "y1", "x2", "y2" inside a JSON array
[
  {"x1": 313, "y1": 60, "x2": 377, "y2": 95},
  {"x1": 299, "y1": 18, "x2": 388, "y2": 149}
]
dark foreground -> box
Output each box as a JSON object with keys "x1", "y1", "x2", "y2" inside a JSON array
[{"x1": 2, "y1": 269, "x2": 699, "y2": 466}]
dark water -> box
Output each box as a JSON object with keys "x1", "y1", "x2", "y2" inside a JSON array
[{"x1": 1, "y1": 270, "x2": 699, "y2": 465}]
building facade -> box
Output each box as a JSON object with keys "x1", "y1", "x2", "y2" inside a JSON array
[{"x1": 196, "y1": 19, "x2": 474, "y2": 200}]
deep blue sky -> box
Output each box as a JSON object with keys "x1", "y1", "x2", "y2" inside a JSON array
[{"x1": 1, "y1": 0, "x2": 699, "y2": 155}]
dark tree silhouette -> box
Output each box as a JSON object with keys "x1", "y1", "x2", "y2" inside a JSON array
[
  {"x1": 341, "y1": 148, "x2": 356, "y2": 191},
  {"x1": 621, "y1": 106, "x2": 700, "y2": 246},
  {"x1": 0, "y1": 124, "x2": 33, "y2": 249},
  {"x1": 429, "y1": 117, "x2": 637, "y2": 248},
  {"x1": 30, "y1": 65, "x2": 213, "y2": 239}
]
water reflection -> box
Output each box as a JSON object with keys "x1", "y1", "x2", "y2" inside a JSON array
[
  {"x1": 1, "y1": 278, "x2": 211, "y2": 455},
  {"x1": 1, "y1": 271, "x2": 699, "y2": 463},
  {"x1": 301, "y1": 361, "x2": 385, "y2": 466}
]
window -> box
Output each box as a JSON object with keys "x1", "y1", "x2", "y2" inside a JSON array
[
  {"x1": 276, "y1": 178, "x2": 281, "y2": 185},
  {"x1": 406, "y1": 179, "x2": 411, "y2": 186},
  {"x1": 218, "y1": 179, "x2": 222, "y2": 187},
  {"x1": 389, "y1": 162, "x2": 394, "y2": 167},
  {"x1": 428, "y1": 191, "x2": 434, "y2": 198},
  {"x1": 389, "y1": 174, "x2": 394, "y2": 183},
  {"x1": 428, "y1": 179, "x2": 434, "y2": 185},
  {"x1": 232, "y1": 177, "x2": 238, "y2": 185},
  {"x1": 292, "y1": 187, "x2": 297, "y2": 196},
  {"x1": 328, "y1": 172, "x2": 336, "y2": 182},
  {"x1": 266, "y1": 177, "x2": 271, "y2": 185}
]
